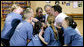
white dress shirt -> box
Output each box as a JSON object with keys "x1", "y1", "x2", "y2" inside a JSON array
[{"x1": 54, "y1": 13, "x2": 81, "y2": 35}]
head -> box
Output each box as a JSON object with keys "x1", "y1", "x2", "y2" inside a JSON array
[
  {"x1": 51, "y1": 4, "x2": 62, "y2": 17},
  {"x1": 23, "y1": 8, "x2": 34, "y2": 22},
  {"x1": 36, "y1": 7, "x2": 43, "y2": 16},
  {"x1": 62, "y1": 17, "x2": 77, "y2": 29},
  {"x1": 44, "y1": 5, "x2": 52, "y2": 15},
  {"x1": 11, "y1": 4, "x2": 23, "y2": 14},
  {"x1": 47, "y1": 14, "x2": 55, "y2": 24},
  {"x1": 33, "y1": 21, "x2": 42, "y2": 35}
]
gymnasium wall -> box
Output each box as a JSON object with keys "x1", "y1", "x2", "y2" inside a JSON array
[
  {"x1": 30, "y1": 1, "x2": 83, "y2": 14},
  {"x1": 30, "y1": 1, "x2": 83, "y2": 36}
]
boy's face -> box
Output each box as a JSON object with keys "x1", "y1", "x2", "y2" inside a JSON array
[
  {"x1": 51, "y1": 8, "x2": 58, "y2": 17},
  {"x1": 31, "y1": 9, "x2": 34, "y2": 17},
  {"x1": 51, "y1": 8, "x2": 55, "y2": 16},
  {"x1": 30, "y1": 9, "x2": 34, "y2": 21}
]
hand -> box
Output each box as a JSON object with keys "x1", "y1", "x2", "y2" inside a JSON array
[
  {"x1": 42, "y1": 23, "x2": 47, "y2": 28},
  {"x1": 56, "y1": 25, "x2": 61, "y2": 29},
  {"x1": 32, "y1": 18, "x2": 39, "y2": 22},
  {"x1": 27, "y1": 39, "x2": 30, "y2": 43},
  {"x1": 63, "y1": 45, "x2": 67, "y2": 46},
  {"x1": 31, "y1": 22, "x2": 35, "y2": 26}
]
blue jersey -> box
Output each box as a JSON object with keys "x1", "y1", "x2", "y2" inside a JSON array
[
  {"x1": 27, "y1": 34, "x2": 43, "y2": 46},
  {"x1": 10, "y1": 21, "x2": 33, "y2": 46},
  {"x1": 64, "y1": 27, "x2": 83, "y2": 46},
  {"x1": 1, "y1": 12, "x2": 23, "y2": 40},
  {"x1": 44, "y1": 26, "x2": 61, "y2": 46}
]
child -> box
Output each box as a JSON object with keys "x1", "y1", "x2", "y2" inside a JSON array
[
  {"x1": 10, "y1": 8, "x2": 33, "y2": 46},
  {"x1": 35, "y1": 7, "x2": 45, "y2": 23},
  {"x1": 39, "y1": 15, "x2": 61, "y2": 46},
  {"x1": 62, "y1": 17, "x2": 83, "y2": 46},
  {"x1": 1, "y1": 4, "x2": 23, "y2": 46},
  {"x1": 27, "y1": 21, "x2": 44, "y2": 46}
]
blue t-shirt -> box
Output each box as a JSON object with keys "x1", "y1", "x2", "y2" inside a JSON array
[
  {"x1": 64, "y1": 27, "x2": 83, "y2": 46},
  {"x1": 10, "y1": 21, "x2": 33, "y2": 46},
  {"x1": 27, "y1": 34, "x2": 43, "y2": 46},
  {"x1": 44, "y1": 26, "x2": 61, "y2": 46},
  {"x1": 1, "y1": 12, "x2": 23, "y2": 40}
]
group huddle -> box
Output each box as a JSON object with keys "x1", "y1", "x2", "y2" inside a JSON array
[{"x1": 1, "y1": 4, "x2": 83, "y2": 46}]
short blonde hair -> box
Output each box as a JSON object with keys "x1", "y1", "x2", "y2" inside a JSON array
[
  {"x1": 23, "y1": 8, "x2": 33, "y2": 19},
  {"x1": 9, "y1": 4, "x2": 20, "y2": 12}
]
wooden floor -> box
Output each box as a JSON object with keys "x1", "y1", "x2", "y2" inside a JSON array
[{"x1": 1, "y1": 19, "x2": 83, "y2": 36}]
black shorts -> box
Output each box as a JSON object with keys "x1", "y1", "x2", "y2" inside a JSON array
[{"x1": 1, "y1": 38, "x2": 10, "y2": 46}]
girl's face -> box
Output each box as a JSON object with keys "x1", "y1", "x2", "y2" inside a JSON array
[
  {"x1": 38, "y1": 9, "x2": 43, "y2": 16},
  {"x1": 62, "y1": 19, "x2": 69, "y2": 29}
]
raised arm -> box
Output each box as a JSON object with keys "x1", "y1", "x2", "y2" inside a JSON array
[{"x1": 39, "y1": 28, "x2": 48, "y2": 45}]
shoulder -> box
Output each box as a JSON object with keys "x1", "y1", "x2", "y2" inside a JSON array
[
  {"x1": 7, "y1": 12, "x2": 22, "y2": 19},
  {"x1": 16, "y1": 21, "x2": 25, "y2": 29},
  {"x1": 7, "y1": 12, "x2": 16, "y2": 17},
  {"x1": 7, "y1": 12, "x2": 14, "y2": 15},
  {"x1": 26, "y1": 22, "x2": 32, "y2": 27},
  {"x1": 6, "y1": 12, "x2": 14, "y2": 18},
  {"x1": 24, "y1": 22, "x2": 33, "y2": 30},
  {"x1": 56, "y1": 13, "x2": 68, "y2": 22},
  {"x1": 60, "y1": 13, "x2": 67, "y2": 16},
  {"x1": 64, "y1": 27, "x2": 76, "y2": 35},
  {"x1": 46, "y1": 26, "x2": 51, "y2": 30},
  {"x1": 58, "y1": 13, "x2": 68, "y2": 18},
  {"x1": 45, "y1": 26, "x2": 52, "y2": 32}
]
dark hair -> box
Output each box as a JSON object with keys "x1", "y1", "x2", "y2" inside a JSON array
[
  {"x1": 36, "y1": 7, "x2": 43, "y2": 13},
  {"x1": 65, "y1": 17, "x2": 77, "y2": 29},
  {"x1": 33, "y1": 21, "x2": 42, "y2": 35},
  {"x1": 52, "y1": 4, "x2": 62, "y2": 13}
]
